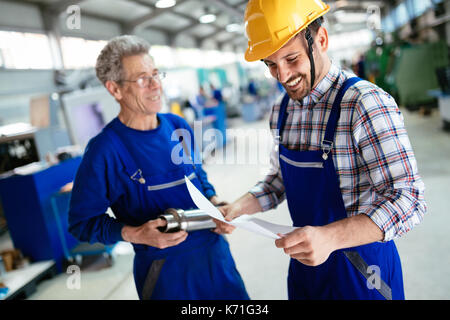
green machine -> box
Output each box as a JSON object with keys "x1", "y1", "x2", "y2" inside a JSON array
[
  {"x1": 365, "y1": 43, "x2": 401, "y2": 102},
  {"x1": 394, "y1": 41, "x2": 448, "y2": 110},
  {"x1": 365, "y1": 40, "x2": 448, "y2": 110}
]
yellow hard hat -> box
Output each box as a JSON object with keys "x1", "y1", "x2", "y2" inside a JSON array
[{"x1": 244, "y1": 0, "x2": 330, "y2": 62}]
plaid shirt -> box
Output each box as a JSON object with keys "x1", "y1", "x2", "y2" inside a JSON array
[{"x1": 250, "y1": 63, "x2": 426, "y2": 242}]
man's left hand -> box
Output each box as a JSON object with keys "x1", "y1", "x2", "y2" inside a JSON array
[{"x1": 275, "y1": 226, "x2": 335, "y2": 267}]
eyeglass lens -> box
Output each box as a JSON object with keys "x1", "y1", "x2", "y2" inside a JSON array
[{"x1": 136, "y1": 72, "x2": 165, "y2": 87}]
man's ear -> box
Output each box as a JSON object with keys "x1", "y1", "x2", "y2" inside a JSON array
[
  {"x1": 105, "y1": 80, "x2": 123, "y2": 101},
  {"x1": 315, "y1": 26, "x2": 329, "y2": 53}
]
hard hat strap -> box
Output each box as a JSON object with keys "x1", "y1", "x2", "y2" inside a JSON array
[{"x1": 305, "y1": 27, "x2": 315, "y2": 91}]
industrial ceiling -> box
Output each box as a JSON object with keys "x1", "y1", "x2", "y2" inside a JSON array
[{"x1": 3, "y1": 0, "x2": 392, "y2": 52}]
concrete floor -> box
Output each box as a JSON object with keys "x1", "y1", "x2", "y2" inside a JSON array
[{"x1": 12, "y1": 107, "x2": 450, "y2": 300}]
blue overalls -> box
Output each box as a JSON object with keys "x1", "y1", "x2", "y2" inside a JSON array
[
  {"x1": 104, "y1": 123, "x2": 249, "y2": 300},
  {"x1": 277, "y1": 77, "x2": 405, "y2": 300}
]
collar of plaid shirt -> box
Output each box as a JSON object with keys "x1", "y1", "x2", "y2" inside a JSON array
[
  {"x1": 274, "y1": 62, "x2": 346, "y2": 151},
  {"x1": 298, "y1": 63, "x2": 341, "y2": 107}
]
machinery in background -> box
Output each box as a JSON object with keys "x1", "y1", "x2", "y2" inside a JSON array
[
  {"x1": 60, "y1": 86, "x2": 119, "y2": 149},
  {"x1": 0, "y1": 157, "x2": 117, "y2": 273},
  {"x1": 0, "y1": 123, "x2": 40, "y2": 176},
  {"x1": 365, "y1": 42, "x2": 401, "y2": 102},
  {"x1": 365, "y1": 39, "x2": 448, "y2": 111},
  {"x1": 394, "y1": 41, "x2": 448, "y2": 110},
  {"x1": 429, "y1": 66, "x2": 450, "y2": 131}
]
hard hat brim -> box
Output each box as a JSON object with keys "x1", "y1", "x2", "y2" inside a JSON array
[{"x1": 244, "y1": 5, "x2": 330, "y2": 62}]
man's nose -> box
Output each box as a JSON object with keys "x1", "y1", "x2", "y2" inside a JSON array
[
  {"x1": 148, "y1": 77, "x2": 161, "y2": 88},
  {"x1": 277, "y1": 65, "x2": 292, "y2": 84}
]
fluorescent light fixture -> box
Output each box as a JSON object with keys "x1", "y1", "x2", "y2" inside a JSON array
[
  {"x1": 155, "y1": 0, "x2": 176, "y2": 9},
  {"x1": 199, "y1": 13, "x2": 216, "y2": 24}
]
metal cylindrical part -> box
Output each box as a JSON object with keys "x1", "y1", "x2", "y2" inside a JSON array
[
  {"x1": 158, "y1": 208, "x2": 216, "y2": 233},
  {"x1": 180, "y1": 209, "x2": 217, "y2": 231},
  {"x1": 158, "y1": 208, "x2": 183, "y2": 232}
]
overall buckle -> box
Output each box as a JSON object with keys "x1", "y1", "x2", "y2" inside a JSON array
[
  {"x1": 321, "y1": 140, "x2": 333, "y2": 160},
  {"x1": 130, "y1": 169, "x2": 146, "y2": 184}
]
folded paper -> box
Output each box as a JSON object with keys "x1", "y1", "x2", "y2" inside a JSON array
[{"x1": 185, "y1": 176, "x2": 297, "y2": 239}]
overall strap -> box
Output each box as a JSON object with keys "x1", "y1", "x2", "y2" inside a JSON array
[
  {"x1": 276, "y1": 93, "x2": 291, "y2": 141},
  {"x1": 175, "y1": 128, "x2": 195, "y2": 169},
  {"x1": 166, "y1": 114, "x2": 197, "y2": 170},
  {"x1": 104, "y1": 128, "x2": 145, "y2": 184},
  {"x1": 322, "y1": 77, "x2": 362, "y2": 155}
]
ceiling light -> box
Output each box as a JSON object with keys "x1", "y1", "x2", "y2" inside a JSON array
[
  {"x1": 199, "y1": 13, "x2": 216, "y2": 24},
  {"x1": 155, "y1": 0, "x2": 176, "y2": 9}
]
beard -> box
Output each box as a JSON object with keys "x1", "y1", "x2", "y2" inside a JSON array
[{"x1": 282, "y1": 73, "x2": 311, "y2": 101}]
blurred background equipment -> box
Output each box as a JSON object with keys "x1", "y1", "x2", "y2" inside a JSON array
[{"x1": 395, "y1": 41, "x2": 448, "y2": 111}]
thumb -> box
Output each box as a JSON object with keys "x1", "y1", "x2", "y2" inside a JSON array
[
  {"x1": 152, "y1": 218, "x2": 168, "y2": 228},
  {"x1": 222, "y1": 205, "x2": 239, "y2": 222},
  {"x1": 218, "y1": 205, "x2": 232, "y2": 221}
]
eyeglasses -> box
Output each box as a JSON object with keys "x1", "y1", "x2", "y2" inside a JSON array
[{"x1": 121, "y1": 71, "x2": 166, "y2": 88}]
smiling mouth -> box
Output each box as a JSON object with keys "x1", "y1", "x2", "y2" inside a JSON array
[
  {"x1": 285, "y1": 76, "x2": 302, "y2": 88},
  {"x1": 149, "y1": 95, "x2": 160, "y2": 101}
]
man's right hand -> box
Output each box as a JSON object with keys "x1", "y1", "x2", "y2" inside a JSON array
[
  {"x1": 218, "y1": 192, "x2": 263, "y2": 222},
  {"x1": 121, "y1": 218, "x2": 188, "y2": 249},
  {"x1": 218, "y1": 203, "x2": 243, "y2": 222}
]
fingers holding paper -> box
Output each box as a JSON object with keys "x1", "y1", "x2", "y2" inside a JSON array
[
  {"x1": 275, "y1": 226, "x2": 334, "y2": 267},
  {"x1": 212, "y1": 218, "x2": 236, "y2": 234},
  {"x1": 218, "y1": 193, "x2": 263, "y2": 222},
  {"x1": 213, "y1": 204, "x2": 237, "y2": 234},
  {"x1": 185, "y1": 177, "x2": 295, "y2": 239},
  {"x1": 218, "y1": 203, "x2": 242, "y2": 222}
]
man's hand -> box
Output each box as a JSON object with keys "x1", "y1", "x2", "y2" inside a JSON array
[
  {"x1": 212, "y1": 218, "x2": 236, "y2": 234},
  {"x1": 218, "y1": 193, "x2": 262, "y2": 222},
  {"x1": 209, "y1": 197, "x2": 236, "y2": 234},
  {"x1": 214, "y1": 192, "x2": 263, "y2": 234},
  {"x1": 121, "y1": 218, "x2": 188, "y2": 249},
  {"x1": 218, "y1": 203, "x2": 243, "y2": 222},
  {"x1": 275, "y1": 226, "x2": 335, "y2": 267},
  {"x1": 275, "y1": 215, "x2": 385, "y2": 266}
]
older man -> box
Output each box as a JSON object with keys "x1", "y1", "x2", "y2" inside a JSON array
[
  {"x1": 220, "y1": 0, "x2": 426, "y2": 300},
  {"x1": 68, "y1": 35, "x2": 249, "y2": 300}
]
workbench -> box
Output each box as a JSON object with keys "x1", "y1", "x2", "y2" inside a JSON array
[{"x1": 0, "y1": 260, "x2": 56, "y2": 300}]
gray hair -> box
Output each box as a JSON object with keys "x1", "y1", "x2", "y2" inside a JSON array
[{"x1": 95, "y1": 35, "x2": 151, "y2": 85}]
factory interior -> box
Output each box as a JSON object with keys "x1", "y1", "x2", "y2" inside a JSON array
[{"x1": 0, "y1": 0, "x2": 450, "y2": 302}]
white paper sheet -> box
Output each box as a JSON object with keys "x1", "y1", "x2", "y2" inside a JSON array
[{"x1": 185, "y1": 176, "x2": 297, "y2": 239}]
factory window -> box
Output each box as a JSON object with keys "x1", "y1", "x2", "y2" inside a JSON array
[
  {"x1": 328, "y1": 29, "x2": 374, "y2": 52},
  {"x1": 0, "y1": 31, "x2": 53, "y2": 69},
  {"x1": 151, "y1": 45, "x2": 240, "y2": 69},
  {"x1": 382, "y1": 15, "x2": 395, "y2": 33},
  {"x1": 394, "y1": 3, "x2": 410, "y2": 28},
  {"x1": 412, "y1": 0, "x2": 437, "y2": 17},
  {"x1": 150, "y1": 45, "x2": 177, "y2": 69},
  {"x1": 60, "y1": 37, "x2": 107, "y2": 69}
]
